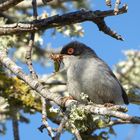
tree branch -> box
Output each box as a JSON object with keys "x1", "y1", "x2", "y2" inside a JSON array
[
  {"x1": 40, "y1": 97, "x2": 55, "y2": 138},
  {"x1": 114, "y1": 0, "x2": 121, "y2": 15},
  {"x1": 0, "y1": 49, "x2": 63, "y2": 105},
  {"x1": 76, "y1": 104, "x2": 140, "y2": 123},
  {"x1": 25, "y1": 0, "x2": 38, "y2": 79},
  {"x1": 70, "y1": 123, "x2": 82, "y2": 140},
  {"x1": 0, "y1": 5, "x2": 128, "y2": 40},
  {"x1": 105, "y1": 0, "x2": 122, "y2": 15},
  {"x1": 54, "y1": 115, "x2": 68, "y2": 140},
  {"x1": 0, "y1": 0, "x2": 23, "y2": 12},
  {"x1": 12, "y1": 109, "x2": 20, "y2": 140},
  {"x1": 95, "y1": 119, "x2": 139, "y2": 130}
]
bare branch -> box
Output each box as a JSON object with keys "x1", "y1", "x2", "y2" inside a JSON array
[
  {"x1": 25, "y1": 36, "x2": 38, "y2": 78},
  {"x1": 12, "y1": 109, "x2": 20, "y2": 140},
  {"x1": 105, "y1": 0, "x2": 123, "y2": 15},
  {"x1": 32, "y1": 0, "x2": 38, "y2": 19},
  {"x1": 54, "y1": 115, "x2": 68, "y2": 140},
  {"x1": 0, "y1": 5, "x2": 128, "y2": 40},
  {"x1": 70, "y1": 123, "x2": 82, "y2": 140},
  {"x1": 108, "y1": 119, "x2": 139, "y2": 126},
  {"x1": 0, "y1": 0, "x2": 23, "y2": 12},
  {"x1": 0, "y1": 49, "x2": 63, "y2": 105},
  {"x1": 77, "y1": 104, "x2": 140, "y2": 123},
  {"x1": 41, "y1": 97, "x2": 55, "y2": 138},
  {"x1": 25, "y1": 0, "x2": 38, "y2": 79},
  {"x1": 114, "y1": 0, "x2": 121, "y2": 15},
  {"x1": 97, "y1": 119, "x2": 139, "y2": 130}
]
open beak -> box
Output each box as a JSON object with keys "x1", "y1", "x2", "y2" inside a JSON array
[{"x1": 49, "y1": 53, "x2": 63, "y2": 72}]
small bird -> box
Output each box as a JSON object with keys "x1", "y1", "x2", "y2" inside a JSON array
[{"x1": 52, "y1": 41, "x2": 129, "y2": 105}]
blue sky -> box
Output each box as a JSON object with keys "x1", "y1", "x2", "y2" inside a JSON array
[{"x1": 1, "y1": 1, "x2": 140, "y2": 140}]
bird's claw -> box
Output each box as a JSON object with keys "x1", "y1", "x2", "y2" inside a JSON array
[{"x1": 61, "y1": 96, "x2": 74, "y2": 107}]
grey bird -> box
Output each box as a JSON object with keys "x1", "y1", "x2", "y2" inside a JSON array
[{"x1": 53, "y1": 41, "x2": 129, "y2": 105}]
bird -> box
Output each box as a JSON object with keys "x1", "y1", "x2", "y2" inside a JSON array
[{"x1": 52, "y1": 41, "x2": 129, "y2": 105}]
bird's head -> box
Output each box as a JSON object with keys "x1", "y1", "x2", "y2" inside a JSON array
[
  {"x1": 61, "y1": 41, "x2": 96, "y2": 57},
  {"x1": 50, "y1": 41, "x2": 97, "y2": 72}
]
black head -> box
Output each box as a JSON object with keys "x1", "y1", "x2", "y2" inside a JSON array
[{"x1": 60, "y1": 41, "x2": 97, "y2": 57}]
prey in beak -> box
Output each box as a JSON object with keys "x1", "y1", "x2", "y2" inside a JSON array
[{"x1": 49, "y1": 53, "x2": 63, "y2": 72}]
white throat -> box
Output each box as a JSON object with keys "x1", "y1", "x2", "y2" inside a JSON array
[{"x1": 62, "y1": 55, "x2": 80, "y2": 70}]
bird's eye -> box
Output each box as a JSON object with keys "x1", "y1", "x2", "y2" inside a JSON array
[{"x1": 67, "y1": 48, "x2": 74, "y2": 55}]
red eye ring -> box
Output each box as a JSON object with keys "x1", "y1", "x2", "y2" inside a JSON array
[{"x1": 67, "y1": 48, "x2": 74, "y2": 54}]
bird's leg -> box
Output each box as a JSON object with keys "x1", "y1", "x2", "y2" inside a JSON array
[{"x1": 61, "y1": 96, "x2": 74, "y2": 107}]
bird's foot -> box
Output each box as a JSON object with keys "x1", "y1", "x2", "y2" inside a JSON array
[
  {"x1": 104, "y1": 103, "x2": 115, "y2": 107},
  {"x1": 61, "y1": 96, "x2": 74, "y2": 106}
]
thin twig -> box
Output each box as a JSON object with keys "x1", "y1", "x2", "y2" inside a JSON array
[
  {"x1": 25, "y1": 36, "x2": 38, "y2": 78},
  {"x1": 32, "y1": 0, "x2": 38, "y2": 19},
  {"x1": 12, "y1": 109, "x2": 20, "y2": 140},
  {"x1": 40, "y1": 97, "x2": 55, "y2": 138},
  {"x1": 96, "y1": 119, "x2": 138, "y2": 130},
  {"x1": 105, "y1": 0, "x2": 122, "y2": 15},
  {"x1": 54, "y1": 116, "x2": 68, "y2": 140},
  {"x1": 70, "y1": 123, "x2": 82, "y2": 140},
  {"x1": 114, "y1": 0, "x2": 121, "y2": 15},
  {"x1": 25, "y1": 0, "x2": 38, "y2": 79}
]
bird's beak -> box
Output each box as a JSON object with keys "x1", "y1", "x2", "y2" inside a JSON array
[{"x1": 49, "y1": 53, "x2": 63, "y2": 72}]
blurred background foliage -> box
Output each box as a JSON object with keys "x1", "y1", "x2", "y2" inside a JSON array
[{"x1": 0, "y1": 0, "x2": 140, "y2": 139}]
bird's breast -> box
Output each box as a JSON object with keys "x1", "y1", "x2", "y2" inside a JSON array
[{"x1": 67, "y1": 58, "x2": 100, "y2": 102}]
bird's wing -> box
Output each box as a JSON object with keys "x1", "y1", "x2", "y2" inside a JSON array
[
  {"x1": 109, "y1": 70, "x2": 129, "y2": 105},
  {"x1": 96, "y1": 57, "x2": 129, "y2": 105}
]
